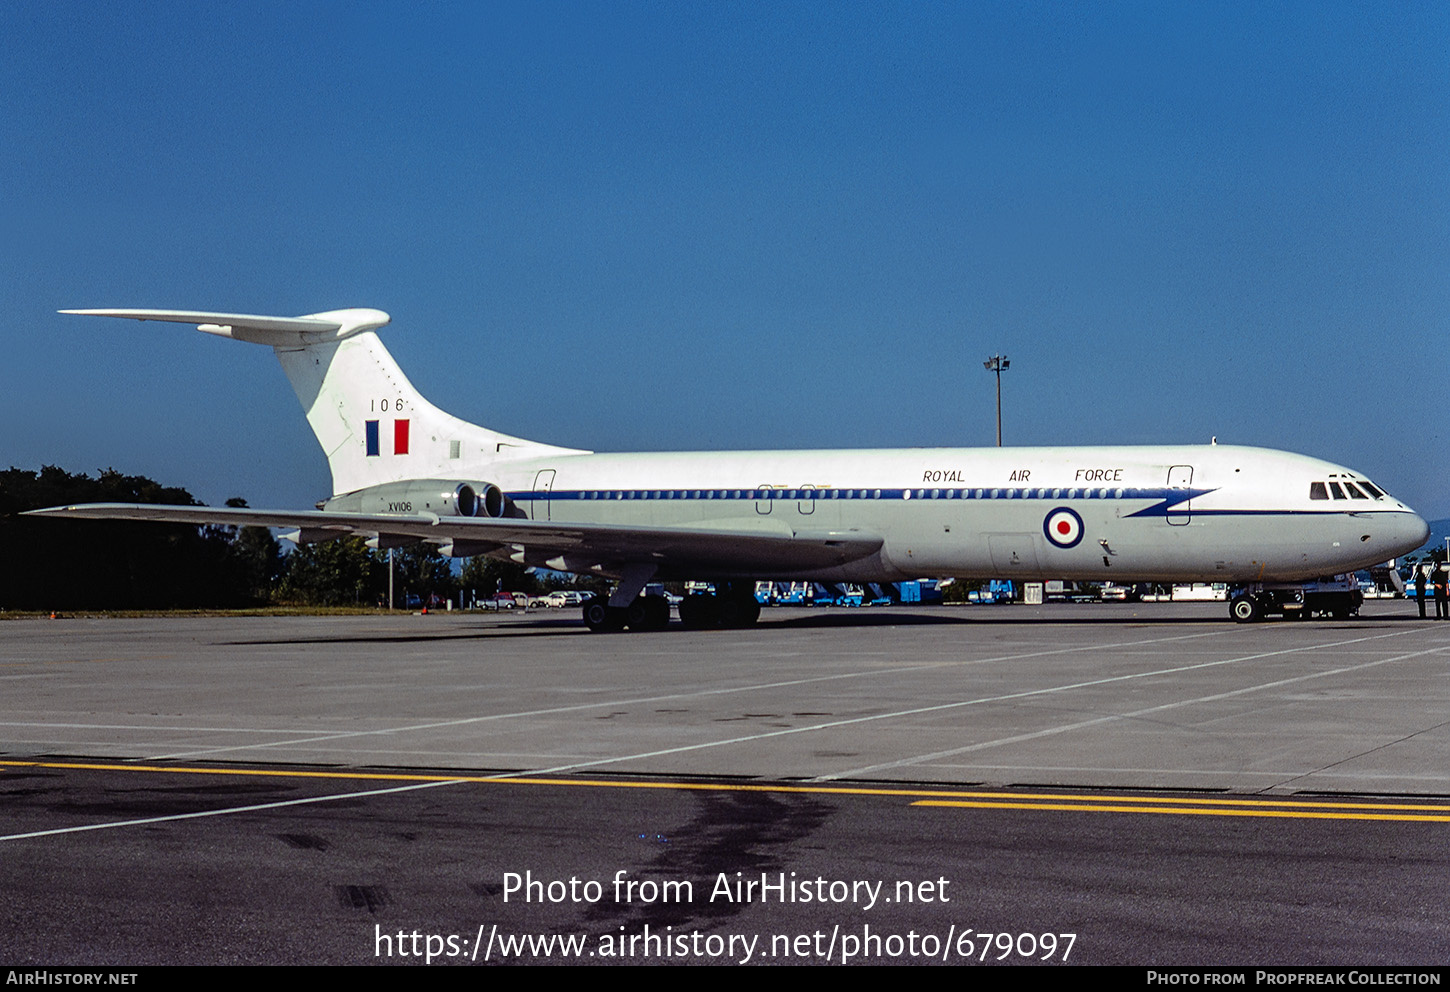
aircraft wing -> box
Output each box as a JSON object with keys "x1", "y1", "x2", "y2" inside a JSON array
[{"x1": 24, "y1": 503, "x2": 884, "y2": 578}]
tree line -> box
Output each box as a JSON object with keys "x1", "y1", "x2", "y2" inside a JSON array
[{"x1": 0, "y1": 467, "x2": 575, "y2": 610}]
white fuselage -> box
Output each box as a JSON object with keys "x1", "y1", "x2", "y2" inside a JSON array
[
  {"x1": 472, "y1": 443, "x2": 1427, "y2": 584},
  {"x1": 54, "y1": 313, "x2": 1428, "y2": 591}
]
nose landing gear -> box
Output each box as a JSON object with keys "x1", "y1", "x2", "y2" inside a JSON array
[{"x1": 1229, "y1": 577, "x2": 1363, "y2": 623}]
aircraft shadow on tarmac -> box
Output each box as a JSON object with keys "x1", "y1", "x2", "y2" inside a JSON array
[{"x1": 215, "y1": 608, "x2": 1417, "y2": 645}]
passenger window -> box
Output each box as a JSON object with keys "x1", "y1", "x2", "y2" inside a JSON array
[
  {"x1": 1309, "y1": 482, "x2": 1328, "y2": 500},
  {"x1": 1328, "y1": 483, "x2": 1346, "y2": 500}
]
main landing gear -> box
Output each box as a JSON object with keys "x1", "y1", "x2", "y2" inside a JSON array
[
  {"x1": 677, "y1": 585, "x2": 761, "y2": 630},
  {"x1": 582, "y1": 593, "x2": 670, "y2": 633},
  {"x1": 581, "y1": 583, "x2": 762, "y2": 633}
]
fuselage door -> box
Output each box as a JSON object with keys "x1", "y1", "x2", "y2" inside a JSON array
[
  {"x1": 531, "y1": 469, "x2": 556, "y2": 521},
  {"x1": 1166, "y1": 465, "x2": 1193, "y2": 526},
  {"x1": 756, "y1": 483, "x2": 773, "y2": 515},
  {"x1": 798, "y1": 484, "x2": 815, "y2": 515}
]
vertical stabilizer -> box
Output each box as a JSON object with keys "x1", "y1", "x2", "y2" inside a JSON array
[
  {"x1": 61, "y1": 307, "x2": 585, "y2": 497},
  {"x1": 274, "y1": 328, "x2": 580, "y2": 495}
]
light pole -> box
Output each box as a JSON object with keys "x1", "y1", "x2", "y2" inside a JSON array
[{"x1": 983, "y1": 354, "x2": 1009, "y2": 446}]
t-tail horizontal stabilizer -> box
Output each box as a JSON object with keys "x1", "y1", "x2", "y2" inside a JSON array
[{"x1": 58, "y1": 308, "x2": 390, "y2": 347}]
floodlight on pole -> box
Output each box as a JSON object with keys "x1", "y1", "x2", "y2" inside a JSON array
[{"x1": 983, "y1": 354, "x2": 1009, "y2": 447}]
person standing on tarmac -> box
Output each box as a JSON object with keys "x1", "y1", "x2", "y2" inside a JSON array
[
  {"x1": 1416, "y1": 565, "x2": 1428, "y2": 618},
  {"x1": 1436, "y1": 564, "x2": 1449, "y2": 621}
]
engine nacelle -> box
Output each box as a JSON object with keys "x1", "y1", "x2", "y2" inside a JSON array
[{"x1": 322, "y1": 480, "x2": 506, "y2": 518}]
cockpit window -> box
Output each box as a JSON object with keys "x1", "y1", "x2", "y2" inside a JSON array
[
  {"x1": 1309, "y1": 482, "x2": 1328, "y2": 500},
  {"x1": 1328, "y1": 483, "x2": 1346, "y2": 499},
  {"x1": 1343, "y1": 482, "x2": 1369, "y2": 499},
  {"x1": 1359, "y1": 482, "x2": 1384, "y2": 499}
]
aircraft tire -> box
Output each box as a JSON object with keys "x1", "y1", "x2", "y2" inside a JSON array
[
  {"x1": 678, "y1": 593, "x2": 717, "y2": 629},
  {"x1": 742, "y1": 595, "x2": 761, "y2": 625},
  {"x1": 583, "y1": 597, "x2": 626, "y2": 632},
  {"x1": 718, "y1": 592, "x2": 761, "y2": 628},
  {"x1": 625, "y1": 594, "x2": 670, "y2": 632},
  {"x1": 1229, "y1": 595, "x2": 1263, "y2": 623},
  {"x1": 644, "y1": 594, "x2": 671, "y2": 631}
]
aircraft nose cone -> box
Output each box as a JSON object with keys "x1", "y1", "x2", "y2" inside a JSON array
[
  {"x1": 1406, "y1": 511, "x2": 1431, "y2": 549},
  {"x1": 1383, "y1": 508, "x2": 1432, "y2": 556},
  {"x1": 1357, "y1": 508, "x2": 1428, "y2": 564}
]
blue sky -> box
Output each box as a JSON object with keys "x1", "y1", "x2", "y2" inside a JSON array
[{"x1": 3, "y1": 1, "x2": 1446, "y2": 517}]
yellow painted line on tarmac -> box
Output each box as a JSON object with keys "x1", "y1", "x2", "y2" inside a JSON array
[
  {"x1": 912, "y1": 799, "x2": 1450, "y2": 823},
  {"x1": 2, "y1": 758, "x2": 1449, "y2": 822}
]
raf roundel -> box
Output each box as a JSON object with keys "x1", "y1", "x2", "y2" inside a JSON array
[{"x1": 1043, "y1": 507, "x2": 1084, "y2": 549}]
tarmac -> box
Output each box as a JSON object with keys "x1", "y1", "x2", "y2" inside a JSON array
[
  {"x1": 5, "y1": 602, "x2": 1450, "y2": 965},
  {"x1": 3, "y1": 601, "x2": 1447, "y2": 795}
]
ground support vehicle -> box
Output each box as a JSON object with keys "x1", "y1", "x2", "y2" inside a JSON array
[{"x1": 968, "y1": 580, "x2": 1016, "y2": 604}]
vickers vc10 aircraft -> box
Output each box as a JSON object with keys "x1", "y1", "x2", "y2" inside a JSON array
[{"x1": 35, "y1": 307, "x2": 1429, "y2": 630}]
